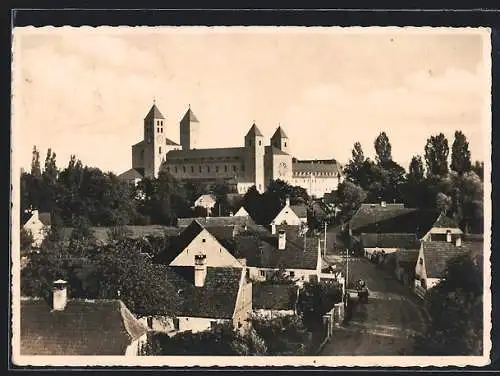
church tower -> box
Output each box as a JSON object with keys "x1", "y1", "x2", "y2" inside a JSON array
[
  {"x1": 180, "y1": 105, "x2": 200, "y2": 150},
  {"x1": 244, "y1": 123, "x2": 265, "y2": 193},
  {"x1": 143, "y1": 102, "x2": 167, "y2": 178},
  {"x1": 271, "y1": 125, "x2": 289, "y2": 153}
]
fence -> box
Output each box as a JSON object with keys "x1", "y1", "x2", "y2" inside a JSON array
[{"x1": 315, "y1": 302, "x2": 345, "y2": 354}]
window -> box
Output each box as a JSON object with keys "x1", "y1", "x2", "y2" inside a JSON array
[
  {"x1": 191, "y1": 166, "x2": 194, "y2": 173},
  {"x1": 210, "y1": 321, "x2": 217, "y2": 329},
  {"x1": 166, "y1": 167, "x2": 170, "y2": 172},
  {"x1": 233, "y1": 165, "x2": 237, "y2": 172},
  {"x1": 284, "y1": 142, "x2": 287, "y2": 147},
  {"x1": 225, "y1": 165, "x2": 228, "y2": 172},
  {"x1": 258, "y1": 140, "x2": 262, "y2": 146},
  {"x1": 161, "y1": 128, "x2": 163, "y2": 133},
  {"x1": 246, "y1": 269, "x2": 250, "y2": 278},
  {"x1": 157, "y1": 127, "x2": 159, "y2": 133},
  {"x1": 207, "y1": 166, "x2": 210, "y2": 173},
  {"x1": 419, "y1": 258, "x2": 423, "y2": 265},
  {"x1": 147, "y1": 317, "x2": 153, "y2": 329},
  {"x1": 199, "y1": 166, "x2": 202, "y2": 173},
  {"x1": 202, "y1": 238, "x2": 206, "y2": 243},
  {"x1": 259, "y1": 270, "x2": 266, "y2": 277},
  {"x1": 161, "y1": 121, "x2": 163, "y2": 126},
  {"x1": 289, "y1": 271, "x2": 295, "y2": 278},
  {"x1": 174, "y1": 167, "x2": 178, "y2": 173},
  {"x1": 183, "y1": 166, "x2": 186, "y2": 173},
  {"x1": 173, "y1": 318, "x2": 180, "y2": 331},
  {"x1": 216, "y1": 166, "x2": 219, "y2": 173},
  {"x1": 159, "y1": 147, "x2": 162, "y2": 154}
]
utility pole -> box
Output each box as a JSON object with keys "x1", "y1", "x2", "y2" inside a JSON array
[
  {"x1": 346, "y1": 248, "x2": 349, "y2": 289},
  {"x1": 323, "y1": 221, "x2": 327, "y2": 258}
]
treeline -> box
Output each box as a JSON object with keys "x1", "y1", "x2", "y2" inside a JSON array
[
  {"x1": 332, "y1": 130, "x2": 484, "y2": 233},
  {"x1": 21, "y1": 147, "x2": 232, "y2": 227}
]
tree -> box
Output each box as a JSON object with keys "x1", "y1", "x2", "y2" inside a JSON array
[
  {"x1": 425, "y1": 133, "x2": 449, "y2": 177},
  {"x1": 69, "y1": 216, "x2": 97, "y2": 256},
  {"x1": 450, "y1": 130, "x2": 472, "y2": 175},
  {"x1": 472, "y1": 161, "x2": 484, "y2": 182},
  {"x1": 20, "y1": 228, "x2": 34, "y2": 252},
  {"x1": 297, "y1": 280, "x2": 343, "y2": 329},
  {"x1": 343, "y1": 142, "x2": 366, "y2": 185},
  {"x1": 408, "y1": 155, "x2": 425, "y2": 182},
  {"x1": 436, "y1": 192, "x2": 452, "y2": 215},
  {"x1": 374, "y1": 132, "x2": 392, "y2": 165},
  {"x1": 30, "y1": 146, "x2": 41, "y2": 177},
  {"x1": 414, "y1": 253, "x2": 483, "y2": 355},
  {"x1": 336, "y1": 181, "x2": 367, "y2": 222}
]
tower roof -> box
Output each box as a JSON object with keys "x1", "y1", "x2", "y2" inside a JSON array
[
  {"x1": 145, "y1": 103, "x2": 165, "y2": 120},
  {"x1": 246, "y1": 123, "x2": 264, "y2": 137},
  {"x1": 181, "y1": 107, "x2": 199, "y2": 123},
  {"x1": 272, "y1": 126, "x2": 288, "y2": 139}
]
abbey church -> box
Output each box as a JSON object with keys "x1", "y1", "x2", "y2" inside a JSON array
[{"x1": 119, "y1": 103, "x2": 343, "y2": 198}]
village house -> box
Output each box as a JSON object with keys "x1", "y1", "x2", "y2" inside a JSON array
[
  {"x1": 252, "y1": 283, "x2": 299, "y2": 318},
  {"x1": 22, "y1": 209, "x2": 52, "y2": 248},
  {"x1": 139, "y1": 263, "x2": 251, "y2": 335},
  {"x1": 20, "y1": 280, "x2": 148, "y2": 356},
  {"x1": 177, "y1": 215, "x2": 258, "y2": 230},
  {"x1": 270, "y1": 197, "x2": 308, "y2": 227},
  {"x1": 360, "y1": 233, "x2": 421, "y2": 260},
  {"x1": 394, "y1": 249, "x2": 421, "y2": 288},
  {"x1": 192, "y1": 194, "x2": 217, "y2": 216},
  {"x1": 414, "y1": 236, "x2": 483, "y2": 299}
]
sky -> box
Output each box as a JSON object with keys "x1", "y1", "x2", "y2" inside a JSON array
[{"x1": 12, "y1": 27, "x2": 491, "y2": 175}]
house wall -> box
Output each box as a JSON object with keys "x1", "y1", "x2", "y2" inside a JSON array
[
  {"x1": 234, "y1": 207, "x2": 249, "y2": 217},
  {"x1": 247, "y1": 266, "x2": 318, "y2": 282},
  {"x1": 163, "y1": 158, "x2": 245, "y2": 181},
  {"x1": 421, "y1": 227, "x2": 463, "y2": 241},
  {"x1": 414, "y1": 245, "x2": 427, "y2": 283},
  {"x1": 138, "y1": 316, "x2": 175, "y2": 334},
  {"x1": 252, "y1": 309, "x2": 295, "y2": 319},
  {"x1": 177, "y1": 316, "x2": 230, "y2": 334},
  {"x1": 291, "y1": 175, "x2": 341, "y2": 199},
  {"x1": 125, "y1": 333, "x2": 148, "y2": 356},
  {"x1": 23, "y1": 215, "x2": 49, "y2": 248},
  {"x1": 169, "y1": 228, "x2": 243, "y2": 268},
  {"x1": 232, "y1": 273, "x2": 252, "y2": 332},
  {"x1": 272, "y1": 206, "x2": 304, "y2": 226},
  {"x1": 364, "y1": 247, "x2": 399, "y2": 258}
]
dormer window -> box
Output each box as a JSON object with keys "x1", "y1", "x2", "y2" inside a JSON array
[{"x1": 284, "y1": 142, "x2": 287, "y2": 147}]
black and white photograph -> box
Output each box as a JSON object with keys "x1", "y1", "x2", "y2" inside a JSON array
[{"x1": 10, "y1": 25, "x2": 492, "y2": 367}]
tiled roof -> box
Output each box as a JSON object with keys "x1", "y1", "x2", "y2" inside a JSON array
[
  {"x1": 118, "y1": 168, "x2": 144, "y2": 181},
  {"x1": 39, "y1": 212, "x2": 52, "y2": 226},
  {"x1": 272, "y1": 126, "x2": 288, "y2": 139},
  {"x1": 397, "y1": 249, "x2": 420, "y2": 264},
  {"x1": 157, "y1": 266, "x2": 242, "y2": 319},
  {"x1": 133, "y1": 140, "x2": 145, "y2": 148},
  {"x1": 246, "y1": 123, "x2": 264, "y2": 137},
  {"x1": 233, "y1": 233, "x2": 319, "y2": 270},
  {"x1": 253, "y1": 283, "x2": 297, "y2": 310},
  {"x1": 292, "y1": 160, "x2": 341, "y2": 175},
  {"x1": 181, "y1": 108, "x2": 199, "y2": 123},
  {"x1": 290, "y1": 204, "x2": 308, "y2": 218},
  {"x1": 423, "y1": 241, "x2": 484, "y2": 279},
  {"x1": 204, "y1": 225, "x2": 236, "y2": 241},
  {"x1": 165, "y1": 147, "x2": 245, "y2": 161},
  {"x1": 177, "y1": 216, "x2": 257, "y2": 228},
  {"x1": 265, "y1": 145, "x2": 289, "y2": 156},
  {"x1": 349, "y1": 204, "x2": 440, "y2": 238},
  {"x1": 145, "y1": 104, "x2": 165, "y2": 120},
  {"x1": 20, "y1": 298, "x2": 147, "y2": 356},
  {"x1": 360, "y1": 233, "x2": 420, "y2": 249}
]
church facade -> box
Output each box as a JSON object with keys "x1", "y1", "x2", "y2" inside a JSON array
[{"x1": 119, "y1": 103, "x2": 342, "y2": 198}]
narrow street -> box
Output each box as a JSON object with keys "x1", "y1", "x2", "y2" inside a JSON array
[{"x1": 320, "y1": 225, "x2": 428, "y2": 355}]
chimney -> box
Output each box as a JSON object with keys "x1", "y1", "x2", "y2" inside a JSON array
[
  {"x1": 285, "y1": 196, "x2": 290, "y2": 207},
  {"x1": 380, "y1": 201, "x2": 386, "y2": 208},
  {"x1": 237, "y1": 258, "x2": 247, "y2": 267},
  {"x1": 446, "y1": 230, "x2": 452, "y2": 243},
  {"x1": 278, "y1": 230, "x2": 286, "y2": 250},
  {"x1": 271, "y1": 222, "x2": 276, "y2": 235},
  {"x1": 194, "y1": 253, "x2": 207, "y2": 287},
  {"x1": 52, "y1": 279, "x2": 68, "y2": 311},
  {"x1": 455, "y1": 236, "x2": 462, "y2": 247}
]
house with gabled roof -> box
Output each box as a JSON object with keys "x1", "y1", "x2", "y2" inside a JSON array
[
  {"x1": 20, "y1": 280, "x2": 148, "y2": 356},
  {"x1": 252, "y1": 283, "x2": 299, "y2": 318},
  {"x1": 360, "y1": 233, "x2": 421, "y2": 259},
  {"x1": 270, "y1": 197, "x2": 308, "y2": 227},
  {"x1": 177, "y1": 215, "x2": 257, "y2": 229},
  {"x1": 140, "y1": 262, "x2": 252, "y2": 335},
  {"x1": 23, "y1": 209, "x2": 52, "y2": 248},
  {"x1": 414, "y1": 238, "x2": 483, "y2": 298}
]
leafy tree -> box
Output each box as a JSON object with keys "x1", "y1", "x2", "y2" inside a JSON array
[
  {"x1": 335, "y1": 181, "x2": 367, "y2": 222},
  {"x1": 297, "y1": 280, "x2": 343, "y2": 329},
  {"x1": 374, "y1": 132, "x2": 392, "y2": 165},
  {"x1": 436, "y1": 192, "x2": 452, "y2": 215},
  {"x1": 30, "y1": 146, "x2": 41, "y2": 177},
  {"x1": 251, "y1": 314, "x2": 312, "y2": 355},
  {"x1": 450, "y1": 130, "x2": 472, "y2": 175},
  {"x1": 20, "y1": 227, "x2": 34, "y2": 252},
  {"x1": 408, "y1": 155, "x2": 425, "y2": 182},
  {"x1": 414, "y1": 253, "x2": 483, "y2": 355},
  {"x1": 472, "y1": 161, "x2": 484, "y2": 182},
  {"x1": 69, "y1": 216, "x2": 97, "y2": 256},
  {"x1": 343, "y1": 142, "x2": 366, "y2": 185},
  {"x1": 425, "y1": 133, "x2": 450, "y2": 177}
]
